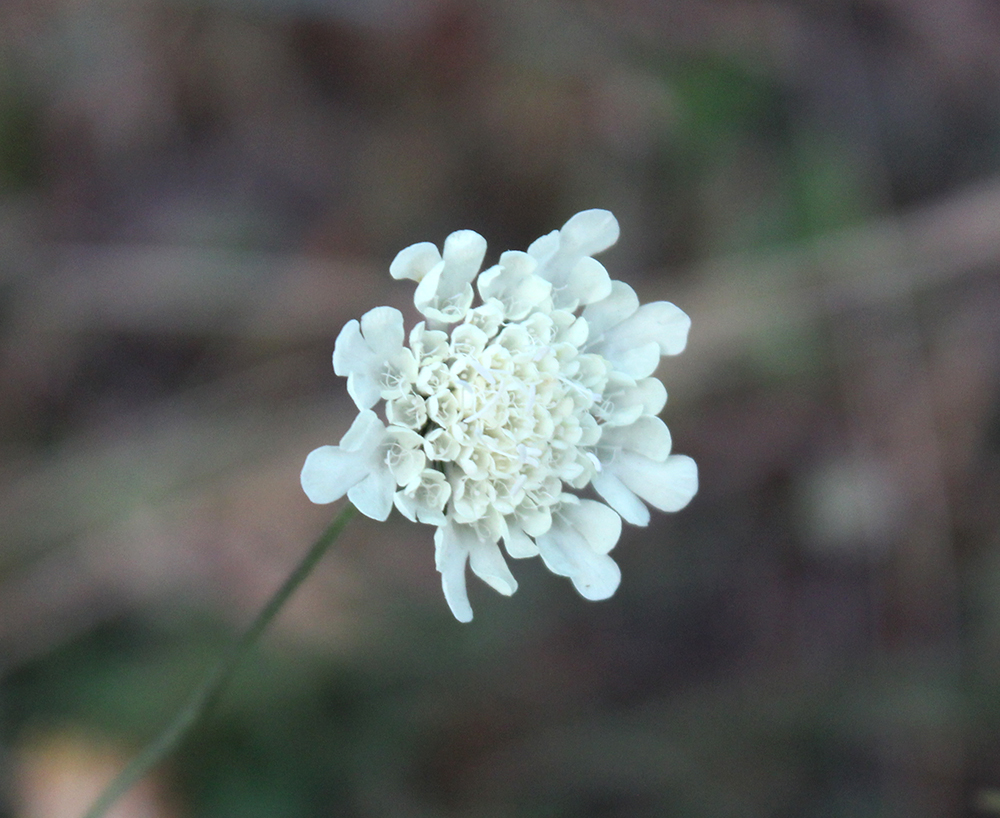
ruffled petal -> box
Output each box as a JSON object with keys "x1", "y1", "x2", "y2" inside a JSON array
[
  {"x1": 468, "y1": 536, "x2": 518, "y2": 596},
  {"x1": 414, "y1": 265, "x2": 475, "y2": 324},
  {"x1": 536, "y1": 519, "x2": 622, "y2": 601},
  {"x1": 603, "y1": 300, "x2": 691, "y2": 359},
  {"x1": 300, "y1": 410, "x2": 388, "y2": 505},
  {"x1": 477, "y1": 250, "x2": 552, "y2": 320},
  {"x1": 601, "y1": 340, "x2": 661, "y2": 379},
  {"x1": 360, "y1": 305, "x2": 405, "y2": 358},
  {"x1": 390, "y1": 241, "x2": 441, "y2": 282},
  {"x1": 332, "y1": 307, "x2": 408, "y2": 409},
  {"x1": 412, "y1": 229, "x2": 486, "y2": 323},
  {"x1": 600, "y1": 374, "x2": 667, "y2": 426},
  {"x1": 393, "y1": 490, "x2": 419, "y2": 522},
  {"x1": 393, "y1": 468, "x2": 450, "y2": 525},
  {"x1": 525, "y1": 229, "x2": 558, "y2": 261},
  {"x1": 562, "y1": 499, "x2": 622, "y2": 555},
  {"x1": 635, "y1": 376, "x2": 668, "y2": 415},
  {"x1": 534, "y1": 524, "x2": 578, "y2": 577},
  {"x1": 529, "y1": 210, "x2": 619, "y2": 310},
  {"x1": 582, "y1": 281, "x2": 639, "y2": 339},
  {"x1": 348, "y1": 467, "x2": 396, "y2": 521},
  {"x1": 332, "y1": 321, "x2": 380, "y2": 410},
  {"x1": 434, "y1": 524, "x2": 473, "y2": 622},
  {"x1": 300, "y1": 445, "x2": 370, "y2": 504},
  {"x1": 591, "y1": 470, "x2": 651, "y2": 526},
  {"x1": 442, "y1": 229, "x2": 488, "y2": 283},
  {"x1": 393, "y1": 490, "x2": 447, "y2": 525},
  {"x1": 572, "y1": 553, "x2": 621, "y2": 601},
  {"x1": 332, "y1": 319, "x2": 364, "y2": 377},
  {"x1": 600, "y1": 416, "x2": 672, "y2": 461},
  {"x1": 559, "y1": 209, "x2": 620, "y2": 258},
  {"x1": 339, "y1": 408, "x2": 389, "y2": 452},
  {"x1": 613, "y1": 453, "x2": 699, "y2": 513},
  {"x1": 516, "y1": 503, "x2": 553, "y2": 537},
  {"x1": 565, "y1": 257, "x2": 613, "y2": 305},
  {"x1": 503, "y1": 523, "x2": 539, "y2": 558}
]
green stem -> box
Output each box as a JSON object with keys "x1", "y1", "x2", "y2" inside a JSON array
[{"x1": 82, "y1": 504, "x2": 357, "y2": 818}]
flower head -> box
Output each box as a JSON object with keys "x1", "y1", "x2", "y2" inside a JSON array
[{"x1": 302, "y1": 210, "x2": 697, "y2": 621}]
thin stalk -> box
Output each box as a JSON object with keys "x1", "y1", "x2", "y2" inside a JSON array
[{"x1": 82, "y1": 504, "x2": 356, "y2": 818}]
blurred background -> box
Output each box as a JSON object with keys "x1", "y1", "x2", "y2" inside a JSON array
[{"x1": 3, "y1": 0, "x2": 1000, "y2": 816}]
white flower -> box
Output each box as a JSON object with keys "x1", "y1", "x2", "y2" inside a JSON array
[{"x1": 302, "y1": 209, "x2": 697, "y2": 622}]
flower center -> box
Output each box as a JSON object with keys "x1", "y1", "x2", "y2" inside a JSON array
[{"x1": 386, "y1": 311, "x2": 607, "y2": 532}]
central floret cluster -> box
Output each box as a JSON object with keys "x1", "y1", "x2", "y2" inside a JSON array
[{"x1": 301, "y1": 210, "x2": 697, "y2": 621}]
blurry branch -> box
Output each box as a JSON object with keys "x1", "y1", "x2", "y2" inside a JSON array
[
  {"x1": 8, "y1": 248, "x2": 387, "y2": 339},
  {"x1": 7, "y1": 176, "x2": 999, "y2": 364},
  {"x1": 673, "y1": 176, "x2": 1000, "y2": 384}
]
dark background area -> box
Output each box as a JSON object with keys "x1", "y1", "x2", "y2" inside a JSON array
[{"x1": 3, "y1": 1, "x2": 1000, "y2": 816}]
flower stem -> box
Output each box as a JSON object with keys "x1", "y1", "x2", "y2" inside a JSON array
[{"x1": 81, "y1": 504, "x2": 357, "y2": 818}]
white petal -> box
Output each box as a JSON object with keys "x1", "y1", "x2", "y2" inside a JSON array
[
  {"x1": 571, "y1": 555, "x2": 621, "y2": 600},
  {"x1": 468, "y1": 536, "x2": 518, "y2": 596},
  {"x1": 562, "y1": 499, "x2": 622, "y2": 555},
  {"x1": 359, "y1": 306, "x2": 405, "y2": 358},
  {"x1": 442, "y1": 229, "x2": 487, "y2": 274},
  {"x1": 517, "y1": 503, "x2": 553, "y2": 537},
  {"x1": 557, "y1": 314, "x2": 589, "y2": 348},
  {"x1": 535, "y1": 523, "x2": 579, "y2": 578},
  {"x1": 566, "y1": 257, "x2": 613, "y2": 305},
  {"x1": 601, "y1": 375, "x2": 667, "y2": 426},
  {"x1": 559, "y1": 209, "x2": 620, "y2": 257},
  {"x1": 393, "y1": 490, "x2": 418, "y2": 522},
  {"x1": 478, "y1": 253, "x2": 528, "y2": 299},
  {"x1": 347, "y1": 467, "x2": 396, "y2": 521},
  {"x1": 604, "y1": 340, "x2": 661, "y2": 379},
  {"x1": 635, "y1": 377, "x2": 668, "y2": 415},
  {"x1": 332, "y1": 308, "x2": 408, "y2": 409},
  {"x1": 591, "y1": 471, "x2": 651, "y2": 526},
  {"x1": 477, "y1": 251, "x2": 551, "y2": 320},
  {"x1": 332, "y1": 319, "x2": 364, "y2": 377},
  {"x1": 333, "y1": 323, "x2": 381, "y2": 409},
  {"x1": 300, "y1": 445, "x2": 370, "y2": 504},
  {"x1": 529, "y1": 212, "x2": 618, "y2": 310},
  {"x1": 434, "y1": 525, "x2": 473, "y2": 622},
  {"x1": 393, "y1": 469, "x2": 450, "y2": 524},
  {"x1": 339, "y1": 409, "x2": 388, "y2": 452},
  {"x1": 536, "y1": 523, "x2": 622, "y2": 601},
  {"x1": 300, "y1": 410, "x2": 388, "y2": 505},
  {"x1": 600, "y1": 416, "x2": 672, "y2": 461},
  {"x1": 604, "y1": 300, "x2": 691, "y2": 359},
  {"x1": 344, "y1": 371, "x2": 380, "y2": 411},
  {"x1": 413, "y1": 265, "x2": 475, "y2": 324},
  {"x1": 503, "y1": 524, "x2": 539, "y2": 558},
  {"x1": 526, "y1": 229, "x2": 559, "y2": 262},
  {"x1": 582, "y1": 281, "x2": 639, "y2": 339},
  {"x1": 390, "y1": 242, "x2": 441, "y2": 282},
  {"x1": 407, "y1": 230, "x2": 486, "y2": 324},
  {"x1": 613, "y1": 453, "x2": 699, "y2": 512}
]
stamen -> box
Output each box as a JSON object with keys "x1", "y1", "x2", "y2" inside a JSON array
[
  {"x1": 517, "y1": 444, "x2": 542, "y2": 467},
  {"x1": 469, "y1": 358, "x2": 496, "y2": 384},
  {"x1": 465, "y1": 389, "x2": 502, "y2": 423}
]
